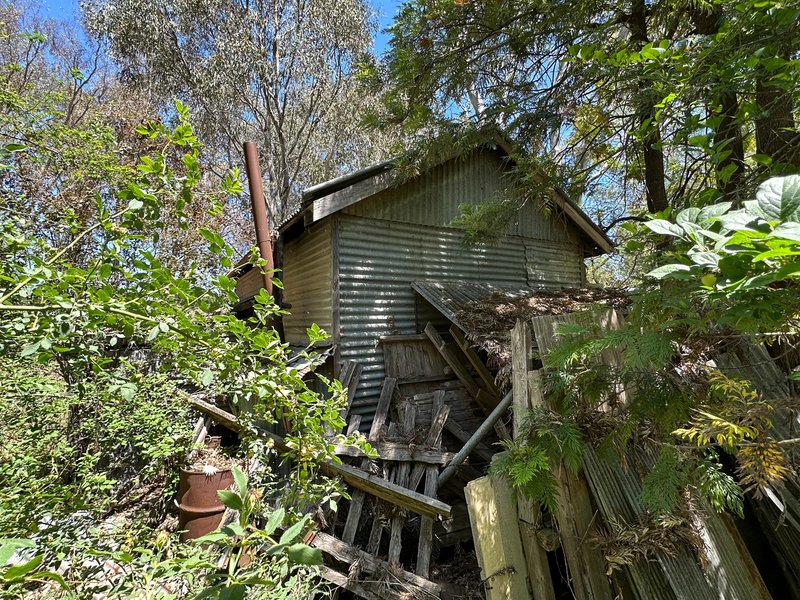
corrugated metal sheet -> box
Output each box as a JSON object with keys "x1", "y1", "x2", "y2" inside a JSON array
[
  {"x1": 342, "y1": 149, "x2": 580, "y2": 245},
  {"x1": 411, "y1": 281, "x2": 535, "y2": 333},
  {"x1": 282, "y1": 222, "x2": 333, "y2": 345},
  {"x1": 526, "y1": 240, "x2": 584, "y2": 287},
  {"x1": 337, "y1": 214, "x2": 583, "y2": 428},
  {"x1": 533, "y1": 314, "x2": 770, "y2": 600}
]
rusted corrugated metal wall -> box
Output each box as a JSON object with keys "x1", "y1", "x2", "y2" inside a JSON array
[
  {"x1": 282, "y1": 222, "x2": 333, "y2": 346},
  {"x1": 336, "y1": 214, "x2": 583, "y2": 428}
]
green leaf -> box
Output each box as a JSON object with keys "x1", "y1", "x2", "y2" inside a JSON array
[
  {"x1": 688, "y1": 251, "x2": 720, "y2": 267},
  {"x1": 286, "y1": 543, "x2": 323, "y2": 566},
  {"x1": 771, "y1": 223, "x2": 800, "y2": 243},
  {"x1": 279, "y1": 518, "x2": 307, "y2": 545},
  {"x1": 754, "y1": 175, "x2": 800, "y2": 221},
  {"x1": 217, "y1": 490, "x2": 243, "y2": 511},
  {"x1": 645, "y1": 219, "x2": 684, "y2": 237},
  {"x1": 698, "y1": 202, "x2": 732, "y2": 222},
  {"x1": 232, "y1": 465, "x2": 248, "y2": 500},
  {"x1": 3, "y1": 554, "x2": 43, "y2": 581},
  {"x1": 218, "y1": 584, "x2": 246, "y2": 600},
  {"x1": 20, "y1": 341, "x2": 40, "y2": 357},
  {"x1": 193, "y1": 531, "x2": 229, "y2": 544},
  {"x1": 0, "y1": 539, "x2": 36, "y2": 566},
  {"x1": 646, "y1": 264, "x2": 692, "y2": 279},
  {"x1": 264, "y1": 507, "x2": 285, "y2": 535},
  {"x1": 676, "y1": 207, "x2": 701, "y2": 225}
]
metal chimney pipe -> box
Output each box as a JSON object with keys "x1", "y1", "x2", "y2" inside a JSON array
[{"x1": 243, "y1": 141, "x2": 274, "y2": 296}]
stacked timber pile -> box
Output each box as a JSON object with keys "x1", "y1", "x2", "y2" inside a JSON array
[{"x1": 314, "y1": 322, "x2": 518, "y2": 599}]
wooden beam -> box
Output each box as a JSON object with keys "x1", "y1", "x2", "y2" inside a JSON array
[
  {"x1": 341, "y1": 378, "x2": 395, "y2": 544},
  {"x1": 416, "y1": 392, "x2": 445, "y2": 579},
  {"x1": 529, "y1": 370, "x2": 612, "y2": 600},
  {"x1": 328, "y1": 461, "x2": 451, "y2": 519},
  {"x1": 511, "y1": 321, "x2": 556, "y2": 600},
  {"x1": 308, "y1": 531, "x2": 442, "y2": 598},
  {"x1": 450, "y1": 325, "x2": 499, "y2": 395},
  {"x1": 338, "y1": 361, "x2": 363, "y2": 425},
  {"x1": 466, "y1": 475, "x2": 531, "y2": 600},
  {"x1": 388, "y1": 404, "x2": 416, "y2": 565},
  {"x1": 345, "y1": 415, "x2": 362, "y2": 436},
  {"x1": 312, "y1": 170, "x2": 393, "y2": 222},
  {"x1": 426, "y1": 322, "x2": 509, "y2": 442},
  {"x1": 424, "y1": 323, "x2": 481, "y2": 399},
  {"x1": 319, "y1": 566, "x2": 385, "y2": 600},
  {"x1": 333, "y1": 442, "x2": 455, "y2": 465},
  {"x1": 409, "y1": 394, "x2": 450, "y2": 490}
]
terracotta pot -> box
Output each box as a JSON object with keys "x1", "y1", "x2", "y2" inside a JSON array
[{"x1": 178, "y1": 467, "x2": 234, "y2": 541}]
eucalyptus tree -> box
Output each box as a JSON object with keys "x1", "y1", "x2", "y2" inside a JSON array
[
  {"x1": 382, "y1": 0, "x2": 800, "y2": 234},
  {"x1": 83, "y1": 0, "x2": 390, "y2": 225}
]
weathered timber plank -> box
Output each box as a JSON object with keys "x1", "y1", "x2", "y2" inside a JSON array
[
  {"x1": 511, "y1": 320, "x2": 557, "y2": 600},
  {"x1": 388, "y1": 404, "x2": 416, "y2": 565},
  {"x1": 319, "y1": 566, "x2": 384, "y2": 600},
  {"x1": 466, "y1": 475, "x2": 530, "y2": 600},
  {"x1": 333, "y1": 442, "x2": 454, "y2": 465},
  {"x1": 308, "y1": 531, "x2": 442, "y2": 598},
  {"x1": 408, "y1": 396, "x2": 450, "y2": 491},
  {"x1": 341, "y1": 378, "x2": 395, "y2": 544},
  {"x1": 340, "y1": 361, "x2": 363, "y2": 422},
  {"x1": 424, "y1": 323, "x2": 481, "y2": 398},
  {"x1": 330, "y1": 462, "x2": 451, "y2": 519},
  {"x1": 417, "y1": 464, "x2": 439, "y2": 578},
  {"x1": 312, "y1": 170, "x2": 393, "y2": 223},
  {"x1": 345, "y1": 415, "x2": 362, "y2": 436},
  {"x1": 450, "y1": 325, "x2": 500, "y2": 395},
  {"x1": 529, "y1": 369, "x2": 612, "y2": 600},
  {"x1": 511, "y1": 320, "x2": 532, "y2": 438},
  {"x1": 416, "y1": 392, "x2": 445, "y2": 578}
]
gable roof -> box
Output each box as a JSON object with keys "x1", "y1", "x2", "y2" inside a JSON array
[{"x1": 283, "y1": 139, "x2": 614, "y2": 256}]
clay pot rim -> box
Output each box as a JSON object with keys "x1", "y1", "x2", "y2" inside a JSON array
[{"x1": 179, "y1": 465, "x2": 234, "y2": 475}]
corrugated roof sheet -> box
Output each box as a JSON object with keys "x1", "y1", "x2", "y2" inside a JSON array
[{"x1": 411, "y1": 281, "x2": 536, "y2": 332}]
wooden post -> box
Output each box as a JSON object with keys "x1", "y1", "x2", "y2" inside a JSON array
[
  {"x1": 529, "y1": 370, "x2": 612, "y2": 600},
  {"x1": 342, "y1": 377, "x2": 394, "y2": 544},
  {"x1": 466, "y1": 475, "x2": 530, "y2": 600},
  {"x1": 388, "y1": 404, "x2": 415, "y2": 565},
  {"x1": 511, "y1": 320, "x2": 556, "y2": 600}
]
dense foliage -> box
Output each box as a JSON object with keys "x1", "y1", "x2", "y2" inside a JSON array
[
  {"x1": 380, "y1": 0, "x2": 800, "y2": 240},
  {"x1": 0, "y1": 57, "x2": 356, "y2": 598},
  {"x1": 493, "y1": 175, "x2": 800, "y2": 523}
]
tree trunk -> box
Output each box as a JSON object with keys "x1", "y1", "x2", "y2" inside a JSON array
[
  {"x1": 755, "y1": 76, "x2": 799, "y2": 168},
  {"x1": 630, "y1": 0, "x2": 669, "y2": 213},
  {"x1": 689, "y1": 4, "x2": 745, "y2": 201}
]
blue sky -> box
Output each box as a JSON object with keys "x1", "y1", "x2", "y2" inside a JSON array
[{"x1": 38, "y1": 0, "x2": 401, "y2": 55}]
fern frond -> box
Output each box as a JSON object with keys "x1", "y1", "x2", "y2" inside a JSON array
[
  {"x1": 640, "y1": 447, "x2": 690, "y2": 515},
  {"x1": 695, "y1": 454, "x2": 744, "y2": 517}
]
